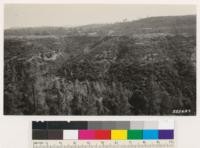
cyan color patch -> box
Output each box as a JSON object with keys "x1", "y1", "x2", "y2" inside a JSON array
[{"x1": 143, "y1": 130, "x2": 158, "y2": 140}]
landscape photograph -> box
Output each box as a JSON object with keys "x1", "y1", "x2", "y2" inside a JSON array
[{"x1": 4, "y1": 4, "x2": 196, "y2": 115}]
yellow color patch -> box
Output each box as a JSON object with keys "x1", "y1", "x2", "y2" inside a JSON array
[{"x1": 111, "y1": 130, "x2": 127, "y2": 140}]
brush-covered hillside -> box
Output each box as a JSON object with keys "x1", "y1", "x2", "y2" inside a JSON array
[{"x1": 4, "y1": 15, "x2": 196, "y2": 115}]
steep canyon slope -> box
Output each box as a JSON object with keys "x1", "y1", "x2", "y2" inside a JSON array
[{"x1": 4, "y1": 15, "x2": 196, "y2": 115}]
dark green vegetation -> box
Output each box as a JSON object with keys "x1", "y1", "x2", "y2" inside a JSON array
[{"x1": 4, "y1": 15, "x2": 196, "y2": 115}]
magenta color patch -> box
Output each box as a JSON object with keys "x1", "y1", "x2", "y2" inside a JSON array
[{"x1": 79, "y1": 130, "x2": 95, "y2": 140}]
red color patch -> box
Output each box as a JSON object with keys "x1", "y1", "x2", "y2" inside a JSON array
[{"x1": 95, "y1": 130, "x2": 111, "y2": 139}]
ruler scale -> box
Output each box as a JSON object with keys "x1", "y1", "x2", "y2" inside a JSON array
[
  {"x1": 33, "y1": 140, "x2": 174, "y2": 148},
  {"x1": 32, "y1": 120, "x2": 174, "y2": 148}
]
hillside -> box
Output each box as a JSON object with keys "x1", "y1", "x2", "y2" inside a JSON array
[
  {"x1": 4, "y1": 15, "x2": 196, "y2": 115},
  {"x1": 5, "y1": 15, "x2": 196, "y2": 36}
]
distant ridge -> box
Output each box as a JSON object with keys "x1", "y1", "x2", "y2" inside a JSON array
[{"x1": 5, "y1": 15, "x2": 196, "y2": 36}]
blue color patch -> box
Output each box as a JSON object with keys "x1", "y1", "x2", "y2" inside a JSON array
[{"x1": 143, "y1": 130, "x2": 158, "y2": 140}]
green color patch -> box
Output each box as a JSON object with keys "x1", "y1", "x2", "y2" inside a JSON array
[{"x1": 128, "y1": 130, "x2": 143, "y2": 139}]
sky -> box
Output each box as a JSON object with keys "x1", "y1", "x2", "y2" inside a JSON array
[{"x1": 4, "y1": 4, "x2": 196, "y2": 29}]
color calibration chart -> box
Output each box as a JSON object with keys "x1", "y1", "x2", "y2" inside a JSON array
[{"x1": 32, "y1": 120, "x2": 174, "y2": 148}]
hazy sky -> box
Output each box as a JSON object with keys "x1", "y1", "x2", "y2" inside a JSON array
[{"x1": 4, "y1": 4, "x2": 196, "y2": 29}]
